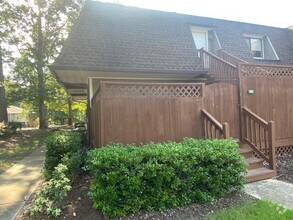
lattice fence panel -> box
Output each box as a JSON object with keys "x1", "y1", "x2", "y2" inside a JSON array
[
  {"x1": 276, "y1": 145, "x2": 293, "y2": 156},
  {"x1": 240, "y1": 65, "x2": 293, "y2": 78},
  {"x1": 105, "y1": 84, "x2": 203, "y2": 98},
  {"x1": 253, "y1": 145, "x2": 293, "y2": 159}
]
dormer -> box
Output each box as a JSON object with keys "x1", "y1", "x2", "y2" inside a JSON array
[
  {"x1": 191, "y1": 27, "x2": 221, "y2": 53},
  {"x1": 244, "y1": 35, "x2": 279, "y2": 60}
]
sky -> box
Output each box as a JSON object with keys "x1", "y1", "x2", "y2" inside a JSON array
[{"x1": 97, "y1": 0, "x2": 292, "y2": 28}]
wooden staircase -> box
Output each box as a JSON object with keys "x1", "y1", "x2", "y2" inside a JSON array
[
  {"x1": 201, "y1": 107, "x2": 277, "y2": 183},
  {"x1": 239, "y1": 143, "x2": 276, "y2": 183}
]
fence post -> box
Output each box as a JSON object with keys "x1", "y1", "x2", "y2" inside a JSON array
[
  {"x1": 222, "y1": 122, "x2": 230, "y2": 139},
  {"x1": 268, "y1": 121, "x2": 276, "y2": 170}
]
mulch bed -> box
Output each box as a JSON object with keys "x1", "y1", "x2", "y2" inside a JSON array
[
  {"x1": 16, "y1": 174, "x2": 256, "y2": 220},
  {"x1": 16, "y1": 154, "x2": 292, "y2": 220},
  {"x1": 275, "y1": 154, "x2": 293, "y2": 184}
]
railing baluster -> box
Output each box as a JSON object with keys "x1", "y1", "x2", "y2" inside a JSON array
[
  {"x1": 259, "y1": 125, "x2": 262, "y2": 152},
  {"x1": 253, "y1": 121, "x2": 257, "y2": 145},
  {"x1": 201, "y1": 109, "x2": 229, "y2": 139},
  {"x1": 249, "y1": 119, "x2": 252, "y2": 141},
  {"x1": 242, "y1": 107, "x2": 276, "y2": 171},
  {"x1": 264, "y1": 130, "x2": 268, "y2": 155}
]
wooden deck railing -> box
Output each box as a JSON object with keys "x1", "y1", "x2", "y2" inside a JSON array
[
  {"x1": 242, "y1": 107, "x2": 276, "y2": 170},
  {"x1": 202, "y1": 109, "x2": 230, "y2": 139},
  {"x1": 198, "y1": 49, "x2": 237, "y2": 84},
  {"x1": 216, "y1": 49, "x2": 248, "y2": 66}
]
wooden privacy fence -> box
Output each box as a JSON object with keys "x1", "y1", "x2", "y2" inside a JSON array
[
  {"x1": 90, "y1": 81, "x2": 205, "y2": 146},
  {"x1": 239, "y1": 63, "x2": 293, "y2": 145},
  {"x1": 90, "y1": 81, "x2": 240, "y2": 147},
  {"x1": 242, "y1": 107, "x2": 276, "y2": 170}
]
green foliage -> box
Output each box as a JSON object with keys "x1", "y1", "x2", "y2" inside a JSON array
[
  {"x1": 206, "y1": 200, "x2": 293, "y2": 220},
  {"x1": 44, "y1": 130, "x2": 83, "y2": 178},
  {"x1": 30, "y1": 130, "x2": 86, "y2": 218},
  {"x1": 30, "y1": 163, "x2": 72, "y2": 219},
  {"x1": 86, "y1": 138, "x2": 247, "y2": 218},
  {"x1": 0, "y1": 0, "x2": 85, "y2": 128},
  {"x1": 60, "y1": 148, "x2": 86, "y2": 180},
  {"x1": 0, "y1": 121, "x2": 22, "y2": 137}
]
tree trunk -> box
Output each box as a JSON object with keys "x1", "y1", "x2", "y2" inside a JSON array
[
  {"x1": 68, "y1": 98, "x2": 73, "y2": 126},
  {"x1": 0, "y1": 45, "x2": 8, "y2": 123},
  {"x1": 37, "y1": 7, "x2": 47, "y2": 129}
]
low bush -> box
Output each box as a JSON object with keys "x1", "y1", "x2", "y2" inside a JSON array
[
  {"x1": 0, "y1": 121, "x2": 22, "y2": 137},
  {"x1": 30, "y1": 163, "x2": 72, "y2": 218},
  {"x1": 30, "y1": 130, "x2": 87, "y2": 218},
  {"x1": 86, "y1": 138, "x2": 246, "y2": 218},
  {"x1": 44, "y1": 130, "x2": 83, "y2": 178}
]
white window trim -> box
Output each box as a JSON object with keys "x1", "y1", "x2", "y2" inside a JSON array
[
  {"x1": 191, "y1": 27, "x2": 209, "y2": 51},
  {"x1": 244, "y1": 35, "x2": 264, "y2": 59},
  {"x1": 213, "y1": 30, "x2": 222, "y2": 50},
  {"x1": 266, "y1": 36, "x2": 280, "y2": 60}
]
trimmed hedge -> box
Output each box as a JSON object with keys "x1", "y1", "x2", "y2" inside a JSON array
[
  {"x1": 86, "y1": 138, "x2": 247, "y2": 217},
  {"x1": 44, "y1": 130, "x2": 83, "y2": 178}
]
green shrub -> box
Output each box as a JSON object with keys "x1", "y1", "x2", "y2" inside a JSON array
[
  {"x1": 0, "y1": 121, "x2": 22, "y2": 137},
  {"x1": 30, "y1": 163, "x2": 71, "y2": 219},
  {"x1": 44, "y1": 131, "x2": 83, "y2": 178},
  {"x1": 86, "y1": 138, "x2": 246, "y2": 218},
  {"x1": 60, "y1": 148, "x2": 87, "y2": 180}
]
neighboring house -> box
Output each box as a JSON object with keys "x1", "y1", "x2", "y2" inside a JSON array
[
  {"x1": 7, "y1": 106, "x2": 28, "y2": 126},
  {"x1": 50, "y1": 1, "x2": 293, "y2": 182}
]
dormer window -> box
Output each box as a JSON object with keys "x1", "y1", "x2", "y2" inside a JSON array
[
  {"x1": 190, "y1": 27, "x2": 221, "y2": 53},
  {"x1": 245, "y1": 37, "x2": 264, "y2": 59},
  {"x1": 191, "y1": 28, "x2": 209, "y2": 50}
]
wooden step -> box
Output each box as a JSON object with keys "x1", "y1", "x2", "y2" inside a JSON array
[
  {"x1": 239, "y1": 148, "x2": 254, "y2": 157},
  {"x1": 245, "y1": 157, "x2": 264, "y2": 170},
  {"x1": 245, "y1": 167, "x2": 276, "y2": 183}
]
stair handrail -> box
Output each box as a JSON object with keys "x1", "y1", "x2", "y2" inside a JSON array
[
  {"x1": 242, "y1": 107, "x2": 276, "y2": 170},
  {"x1": 202, "y1": 109, "x2": 230, "y2": 139},
  {"x1": 199, "y1": 49, "x2": 236, "y2": 68},
  {"x1": 216, "y1": 49, "x2": 248, "y2": 66},
  {"x1": 198, "y1": 49, "x2": 237, "y2": 84}
]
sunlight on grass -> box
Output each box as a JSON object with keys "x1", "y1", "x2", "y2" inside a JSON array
[
  {"x1": 206, "y1": 200, "x2": 293, "y2": 220},
  {"x1": 0, "y1": 133, "x2": 49, "y2": 173}
]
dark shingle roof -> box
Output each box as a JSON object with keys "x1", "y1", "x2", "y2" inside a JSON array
[{"x1": 52, "y1": 1, "x2": 293, "y2": 73}]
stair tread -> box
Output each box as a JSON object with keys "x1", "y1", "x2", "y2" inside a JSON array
[
  {"x1": 245, "y1": 157, "x2": 264, "y2": 164},
  {"x1": 246, "y1": 167, "x2": 275, "y2": 177},
  {"x1": 239, "y1": 143, "x2": 251, "y2": 149},
  {"x1": 239, "y1": 148, "x2": 253, "y2": 153}
]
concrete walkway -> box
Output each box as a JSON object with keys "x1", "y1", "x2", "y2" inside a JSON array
[
  {"x1": 245, "y1": 179, "x2": 293, "y2": 209},
  {"x1": 0, "y1": 146, "x2": 45, "y2": 220}
]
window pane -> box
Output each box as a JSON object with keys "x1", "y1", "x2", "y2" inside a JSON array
[{"x1": 251, "y1": 39, "x2": 262, "y2": 51}]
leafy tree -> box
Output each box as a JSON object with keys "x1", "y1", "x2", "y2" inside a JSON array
[
  {"x1": 0, "y1": 45, "x2": 8, "y2": 122},
  {"x1": 0, "y1": 0, "x2": 85, "y2": 129}
]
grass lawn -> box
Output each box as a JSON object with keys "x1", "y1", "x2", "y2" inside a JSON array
[
  {"x1": 0, "y1": 132, "x2": 50, "y2": 173},
  {"x1": 206, "y1": 200, "x2": 293, "y2": 220}
]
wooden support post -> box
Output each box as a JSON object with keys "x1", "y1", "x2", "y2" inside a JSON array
[
  {"x1": 268, "y1": 121, "x2": 276, "y2": 170},
  {"x1": 223, "y1": 122, "x2": 230, "y2": 139},
  {"x1": 237, "y1": 63, "x2": 244, "y2": 142}
]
